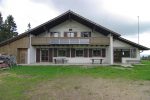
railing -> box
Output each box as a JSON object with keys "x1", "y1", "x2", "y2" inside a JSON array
[
  {"x1": 49, "y1": 38, "x2": 90, "y2": 44},
  {"x1": 31, "y1": 37, "x2": 110, "y2": 45}
]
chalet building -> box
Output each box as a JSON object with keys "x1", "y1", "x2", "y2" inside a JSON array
[{"x1": 0, "y1": 11, "x2": 149, "y2": 64}]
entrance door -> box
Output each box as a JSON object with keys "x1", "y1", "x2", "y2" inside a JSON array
[
  {"x1": 18, "y1": 48, "x2": 27, "y2": 64},
  {"x1": 114, "y1": 49, "x2": 122, "y2": 63},
  {"x1": 41, "y1": 49, "x2": 49, "y2": 62}
]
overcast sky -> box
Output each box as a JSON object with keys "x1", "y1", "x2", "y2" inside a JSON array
[{"x1": 0, "y1": 0, "x2": 150, "y2": 55}]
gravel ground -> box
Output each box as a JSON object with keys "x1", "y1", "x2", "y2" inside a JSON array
[{"x1": 26, "y1": 77, "x2": 150, "y2": 100}]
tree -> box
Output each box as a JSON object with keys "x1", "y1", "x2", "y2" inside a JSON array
[
  {"x1": 0, "y1": 12, "x2": 4, "y2": 42},
  {"x1": 27, "y1": 23, "x2": 31, "y2": 31},
  {"x1": 0, "y1": 12, "x2": 3, "y2": 28},
  {"x1": 0, "y1": 13, "x2": 18, "y2": 42},
  {"x1": 4, "y1": 15, "x2": 18, "y2": 38}
]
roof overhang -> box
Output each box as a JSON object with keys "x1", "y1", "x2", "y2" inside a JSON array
[{"x1": 117, "y1": 37, "x2": 150, "y2": 50}]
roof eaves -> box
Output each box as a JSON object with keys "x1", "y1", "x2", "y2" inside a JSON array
[{"x1": 118, "y1": 37, "x2": 150, "y2": 50}]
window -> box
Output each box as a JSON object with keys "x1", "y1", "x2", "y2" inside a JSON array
[
  {"x1": 122, "y1": 49, "x2": 130, "y2": 57},
  {"x1": 68, "y1": 32, "x2": 74, "y2": 37},
  {"x1": 58, "y1": 49, "x2": 66, "y2": 57},
  {"x1": 51, "y1": 32, "x2": 60, "y2": 37},
  {"x1": 92, "y1": 48, "x2": 106, "y2": 57},
  {"x1": 76, "y1": 49, "x2": 84, "y2": 57},
  {"x1": 64, "y1": 32, "x2": 77, "y2": 37},
  {"x1": 81, "y1": 32, "x2": 91, "y2": 37},
  {"x1": 41, "y1": 48, "x2": 49, "y2": 62},
  {"x1": 92, "y1": 49, "x2": 101, "y2": 57},
  {"x1": 131, "y1": 49, "x2": 136, "y2": 58},
  {"x1": 121, "y1": 49, "x2": 136, "y2": 58}
]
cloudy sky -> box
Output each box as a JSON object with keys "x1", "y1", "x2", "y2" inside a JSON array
[{"x1": 0, "y1": 0, "x2": 150, "y2": 55}]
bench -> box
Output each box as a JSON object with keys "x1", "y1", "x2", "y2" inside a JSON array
[
  {"x1": 53, "y1": 57, "x2": 68, "y2": 64},
  {"x1": 91, "y1": 58, "x2": 104, "y2": 64},
  {"x1": 126, "y1": 60, "x2": 140, "y2": 64}
]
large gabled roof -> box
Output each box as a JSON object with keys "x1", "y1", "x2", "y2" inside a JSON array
[
  {"x1": 0, "y1": 10, "x2": 149, "y2": 50},
  {"x1": 27, "y1": 10, "x2": 121, "y2": 37}
]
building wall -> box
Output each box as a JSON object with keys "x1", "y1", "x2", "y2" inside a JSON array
[
  {"x1": 0, "y1": 36, "x2": 30, "y2": 63},
  {"x1": 28, "y1": 46, "x2": 36, "y2": 64},
  {"x1": 67, "y1": 57, "x2": 107, "y2": 64},
  {"x1": 113, "y1": 39, "x2": 141, "y2": 64},
  {"x1": 38, "y1": 20, "x2": 106, "y2": 37}
]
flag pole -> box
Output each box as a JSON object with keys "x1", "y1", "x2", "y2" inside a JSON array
[{"x1": 138, "y1": 16, "x2": 139, "y2": 44}]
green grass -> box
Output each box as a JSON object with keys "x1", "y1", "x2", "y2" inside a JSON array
[{"x1": 0, "y1": 61, "x2": 150, "y2": 100}]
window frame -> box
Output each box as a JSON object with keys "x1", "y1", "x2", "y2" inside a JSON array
[
  {"x1": 92, "y1": 48, "x2": 106, "y2": 57},
  {"x1": 57, "y1": 48, "x2": 67, "y2": 57},
  {"x1": 75, "y1": 49, "x2": 84, "y2": 57},
  {"x1": 92, "y1": 48, "x2": 102, "y2": 57},
  {"x1": 40, "y1": 48, "x2": 49, "y2": 62},
  {"x1": 64, "y1": 32, "x2": 77, "y2": 37},
  {"x1": 81, "y1": 32, "x2": 91, "y2": 37},
  {"x1": 50, "y1": 32, "x2": 60, "y2": 37}
]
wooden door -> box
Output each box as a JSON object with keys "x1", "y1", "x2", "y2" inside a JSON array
[
  {"x1": 18, "y1": 48, "x2": 27, "y2": 64},
  {"x1": 114, "y1": 49, "x2": 122, "y2": 63}
]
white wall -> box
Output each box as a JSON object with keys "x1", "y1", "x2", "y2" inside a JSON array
[
  {"x1": 38, "y1": 20, "x2": 105, "y2": 37},
  {"x1": 65, "y1": 57, "x2": 107, "y2": 64},
  {"x1": 27, "y1": 34, "x2": 36, "y2": 64}
]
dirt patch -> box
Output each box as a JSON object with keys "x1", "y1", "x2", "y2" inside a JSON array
[{"x1": 26, "y1": 77, "x2": 150, "y2": 100}]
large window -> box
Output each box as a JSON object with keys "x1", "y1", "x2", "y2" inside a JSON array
[
  {"x1": 122, "y1": 49, "x2": 130, "y2": 57},
  {"x1": 92, "y1": 48, "x2": 106, "y2": 57},
  {"x1": 122, "y1": 49, "x2": 136, "y2": 58},
  {"x1": 81, "y1": 32, "x2": 91, "y2": 37},
  {"x1": 41, "y1": 48, "x2": 49, "y2": 62},
  {"x1": 58, "y1": 49, "x2": 66, "y2": 57},
  {"x1": 76, "y1": 49, "x2": 84, "y2": 57}
]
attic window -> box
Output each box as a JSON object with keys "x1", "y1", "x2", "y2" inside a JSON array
[
  {"x1": 50, "y1": 32, "x2": 60, "y2": 37},
  {"x1": 69, "y1": 29, "x2": 72, "y2": 31},
  {"x1": 81, "y1": 32, "x2": 91, "y2": 37}
]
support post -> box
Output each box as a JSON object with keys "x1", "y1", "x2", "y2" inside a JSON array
[{"x1": 108, "y1": 34, "x2": 113, "y2": 64}]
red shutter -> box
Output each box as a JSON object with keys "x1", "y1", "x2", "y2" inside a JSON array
[
  {"x1": 54, "y1": 48, "x2": 57, "y2": 57},
  {"x1": 89, "y1": 49, "x2": 92, "y2": 57},
  {"x1": 64, "y1": 32, "x2": 67, "y2": 37},
  {"x1": 102, "y1": 49, "x2": 106, "y2": 57},
  {"x1": 74, "y1": 32, "x2": 77, "y2": 37},
  {"x1": 36, "y1": 48, "x2": 40, "y2": 62},
  {"x1": 71, "y1": 48, "x2": 75, "y2": 57},
  {"x1": 49, "y1": 48, "x2": 53, "y2": 62},
  {"x1": 84, "y1": 48, "x2": 88, "y2": 57}
]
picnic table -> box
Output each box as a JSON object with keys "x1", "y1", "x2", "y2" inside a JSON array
[
  {"x1": 91, "y1": 58, "x2": 104, "y2": 64},
  {"x1": 53, "y1": 57, "x2": 68, "y2": 64}
]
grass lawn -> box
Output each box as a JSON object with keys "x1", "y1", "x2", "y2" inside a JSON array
[{"x1": 0, "y1": 61, "x2": 150, "y2": 100}]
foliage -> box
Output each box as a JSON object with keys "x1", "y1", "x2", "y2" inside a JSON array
[
  {"x1": 141, "y1": 55, "x2": 150, "y2": 60},
  {"x1": 0, "y1": 12, "x2": 18, "y2": 42}
]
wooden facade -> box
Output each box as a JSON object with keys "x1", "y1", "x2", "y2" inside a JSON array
[
  {"x1": 0, "y1": 36, "x2": 30, "y2": 64},
  {"x1": 31, "y1": 37, "x2": 110, "y2": 45}
]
